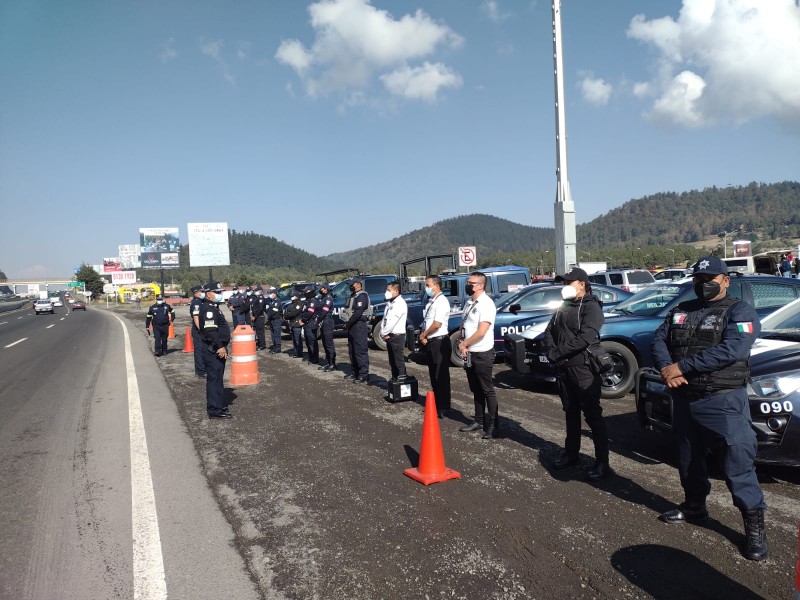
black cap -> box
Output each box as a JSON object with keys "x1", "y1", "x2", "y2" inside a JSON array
[
  {"x1": 350, "y1": 278, "x2": 363, "y2": 287},
  {"x1": 303, "y1": 285, "x2": 316, "y2": 293},
  {"x1": 204, "y1": 282, "x2": 223, "y2": 292},
  {"x1": 254, "y1": 285, "x2": 263, "y2": 292},
  {"x1": 692, "y1": 256, "x2": 728, "y2": 276},
  {"x1": 319, "y1": 282, "x2": 332, "y2": 290},
  {"x1": 190, "y1": 284, "x2": 203, "y2": 293},
  {"x1": 156, "y1": 294, "x2": 164, "y2": 300},
  {"x1": 556, "y1": 267, "x2": 589, "y2": 283}
]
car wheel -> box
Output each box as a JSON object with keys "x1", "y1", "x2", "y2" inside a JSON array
[
  {"x1": 371, "y1": 323, "x2": 387, "y2": 351},
  {"x1": 599, "y1": 341, "x2": 638, "y2": 399},
  {"x1": 449, "y1": 330, "x2": 465, "y2": 368}
]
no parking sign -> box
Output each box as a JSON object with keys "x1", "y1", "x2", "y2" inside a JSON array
[{"x1": 458, "y1": 246, "x2": 477, "y2": 268}]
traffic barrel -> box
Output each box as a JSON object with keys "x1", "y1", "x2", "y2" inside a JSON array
[
  {"x1": 229, "y1": 324, "x2": 259, "y2": 386},
  {"x1": 168, "y1": 322, "x2": 176, "y2": 339},
  {"x1": 404, "y1": 391, "x2": 460, "y2": 485},
  {"x1": 182, "y1": 326, "x2": 194, "y2": 353}
]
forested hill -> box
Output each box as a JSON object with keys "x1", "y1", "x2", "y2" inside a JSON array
[
  {"x1": 226, "y1": 230, "x2": 340, "y2": 272},
  {"x1": 577, "y1": 181, "x2": 800, "y2": 247},
  {"x1": 323, "y1": 215, "x2": 553, "y2": 270}
]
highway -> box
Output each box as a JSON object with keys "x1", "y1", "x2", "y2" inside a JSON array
[{"x1": 0, "y1": 304, "x2": 258, "y2": 599}]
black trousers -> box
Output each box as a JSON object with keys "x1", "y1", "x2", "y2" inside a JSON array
[
  {"x1": 426, "y1": 336, "x2": 451, "y2": 411},
  {"x1": 347, "y1": 321, "x2": 369, "y2": 377},
  {"x1": 465, "y1": 349, "x2": 497, "y2": 430},
  {"x1": 385, "y1": 334, "x2": 407, "y2": 380},
  {"x1": 556, "y1": 364, "x2": 608, "y2": 463},
  {"x1": 269, "y1": 319, "x2": 282, "y2": 350},
  {"x1": 253, "y1": 316, "x2": 266, "y2": 349},
  {"x1": 203, "y1": 347, "x2": 227, "y2": 416},
  {"x1": 191, "y1": 327, "x2": 205, "y2": 374},
  {"x1": 303, "y1": 322, "x2": 319, "y2": 363},
  {"x1": 153, "y1": 323, "x2": 169, "y2": 355},
  {"x1": 320, "y1": 318, "x2": 335, "y2": 365},
  {"x1": 292, "y1": 326, "x2": 304, "y2": 357}
]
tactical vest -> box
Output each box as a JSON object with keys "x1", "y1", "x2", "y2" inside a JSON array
[{"x1": 667, "y1": 296, "x2": 750, "y2": 395}]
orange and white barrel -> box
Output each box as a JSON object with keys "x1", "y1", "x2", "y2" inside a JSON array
[{"x1": 229, "y1": 325, "x2": 259, "y2": 386}]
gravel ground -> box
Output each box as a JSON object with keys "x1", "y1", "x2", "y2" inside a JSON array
[{"x1": 122, "y1": 306, "x2": 800, "y2": 600}]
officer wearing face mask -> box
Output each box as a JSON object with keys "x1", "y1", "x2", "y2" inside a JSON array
[
  {"x1": 145, "y1": 294, "x2": 174, "y2": 357},
  {"x1": 265, "y1": 287, "x2": 283, "y2": 353},
  {"x1": 189, "y1": 284, "x2": 207, "y2": 377},
  {"x1": 250, "y1": 286, "x2": 267, "y2": 350},
  {"x1": 316, "y1": 283, "x2": 337, "y2": 371},
  {"x1": 543, "y1": 267, "x2": 610, "y2": 479},
  {"x1": 380, "y1": 281, "x2": 408, "y2": 382},
  {"x1": 199, "y1": 283, "x2": 232, "y2": 419},
  {"x1": 651, "y1": 256, "x2": 767, "y2": 561},
  {"x1": 419, "y1": 275, "x2": 451, "y2": 417},
  {"x1": 299, "y1": 285, "x2": 321, "y2": 364},
  {"x1": 343, "y1": 278, "x2": 370, "y2": 383}
]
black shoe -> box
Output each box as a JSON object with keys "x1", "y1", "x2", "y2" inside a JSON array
[
  {"x1": 293, "y1": 354, "x2": 303, "y2": 359},
  {"x1": 354, "y1": 376, "x2": 369, "y2": 384},
  {"x1": 195, "y1": 373, "x2": 206, "y2": 378},
  {"x1": 324, "y1": 364, "x2": 336, "y2": 372},
  {"x1": 343, "y1": 373, "x2": 356, "y2": 380},
  {"x1": 551, "y1": 453, "x2": 580, "y2": 469},
  {"x1": 270, "y1": 349, "x2": 281, "y2": 354},
  {"x1": 741, "y1": 508, "x2": 768, "y2": 561},
  {"x1": 208, "y1": 413, "x2": 233, "y2": 419},
  {"x1": 459, "y1": 422, "x2": 482, "y2": 433},
  {"x1": 481, "y1": 428, "x2": 499, "y2": 440},
  {"x1": 437, "y1": 411, "x2": 444, "y2": 419},
  {"x1": 586, "y1": 461, "x2": 612, "y2": 480},
  {"x1": 659, "y1": 502, "x2": 709, "y2": 524}
]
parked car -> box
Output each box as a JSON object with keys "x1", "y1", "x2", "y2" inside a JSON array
[
  {"x1": 588, "y1": 269, "x2": 656, "y2": 293},
  {"x1": 71, "y1": 300, "x2": 87, "y2": 311},
  {"x1": 636, "y1": 297, "x2": 800, "y2": 466},
  {"x1": 504, "y1": 274, "x2": 800, "y2": 399},
  {"x1": 34, "y1": 299, "x2": 55, "y2": 314},
  {"x1": 652, "y1": 268, "x2": 692, "y2": 282},
  {"x1": 443, "y1": 282, "x2": 633, "y2": 367}
]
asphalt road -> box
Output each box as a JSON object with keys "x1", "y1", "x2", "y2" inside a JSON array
[
  {"x1": 0, "y1": 303, "x2": 258, "y2": 599},
  {"x1": 131, "y1": 303, "x2": 799, "y2": 600}
]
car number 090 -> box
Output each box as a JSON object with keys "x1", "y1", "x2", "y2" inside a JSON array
[{"x1": 759, "y1": 401, "x2": 793, "y2": 414}]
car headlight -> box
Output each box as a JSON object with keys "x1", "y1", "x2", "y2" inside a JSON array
[{"x1": 748, "y1": 369, "x2": 800, "y2": 399}]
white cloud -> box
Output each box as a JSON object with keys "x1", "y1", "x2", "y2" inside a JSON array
[
  {"x1": 275, "y1": 0, "x2": 463, "y2": 106},
  {"x1": 201, "y1": 39, "x2": 236, "y2": 85},
  {"x1": 237, "y1": 41, "x2": 251, "y2": 61},
  {"x1": 578, "y1": 75, "x2": 612, "y2": 105},
  {"x1": 627, "y1": 0, "x2": 800, "y2": 128},
  {"x1": 482, "y1": 1, "x2": 511, "y2": 23},
  {"x1": 160, "y1": 38, "x2": 177, "y2": 63}
]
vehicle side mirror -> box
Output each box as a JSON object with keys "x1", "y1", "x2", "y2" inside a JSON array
[{"x1": 509, "y1": 303, "x2": 521, "y2": 314}]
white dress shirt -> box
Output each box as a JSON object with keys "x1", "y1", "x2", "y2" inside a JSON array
[
  {"x1": 462, "y1": 292, "x2": 496, "y2": 352},
  {"x1": 423, "y1": 292, "x2": 450, "y2": 338},
  {"x1": 381, "y1": 295, "x2": 408, "y2": 336}
]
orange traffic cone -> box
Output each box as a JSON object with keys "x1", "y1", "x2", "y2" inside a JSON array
[
  {"x1": 404, "y1": 391, "x2": 461, "y2": 485},
  {"x1": 229, "y1": 324, "x2": 259, "y2": 386},
  {"x1": 168, "y1": 322, "x2": 176, "y2": 339},
  {"x1": 182, "y1": 326, "x2": 194, "y2": 353}
]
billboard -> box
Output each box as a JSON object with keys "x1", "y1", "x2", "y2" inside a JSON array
[
  {"x1": 119, "y1": 244, "x2": 141, "y2": 269},
  {"x1": 111, "y1": 271, "x2": 137, "y2": 285},
  {"x1": 139, "y1": 227, "x2": 180, "y2": 270},
  {"x1": 102, "y1": 257, "x2": 122, "y2": 273},
  {"x1": 187, "y1": 222, "x2": 230, "y2": 267}
]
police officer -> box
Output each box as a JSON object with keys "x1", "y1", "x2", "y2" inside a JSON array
[
  {"x1": 299, "y1": 285, "x2": 321, "y2": 364},
  {"x1": 242, "y1": 287, "x2": 254, "y2": 324},
  {"x1": 344, "y1": 279, "x2": 370, "y2": 383},
  {"x1": 381, "y1": 281, "x2": 408, "y2": 381},
  {"x1": 265, "y1": 287, "x2": 283, "y2": 353},
  {"x1": 145, "y1": 294, "x2": 174, "y2": 357},
  {"x1": 651, "y1": 256, "x2": 767, "y2": 561},
  {"x1": 229, "y1": 285, "x2": 248, "y2": 326},
  {"x1": 199, "y1": 283, "x2": 232, "y2": 419},
  {"x1": 189, "y1": 285, "x2": 207, "y2": 377},
  {"x1": 316, "y1": 283, "x2": 336, "y2": 371},
  {"x1": 250, "y1": 286, "x2": 267, "y2": 350},
  {"x1": 283, "y1": 293, "x2": 304, "y2": 358}
]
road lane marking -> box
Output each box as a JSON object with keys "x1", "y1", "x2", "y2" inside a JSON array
[
  {"x1": 0, "y1": 322, "x2": 7, "y2": 325},
  {"x1": 109, "y1": 313, "x2": 168, "y2": 599},
  {"x1": 5, "y1": 338, "x2": 27, "y2": 348},
  {"x1": 60, "y1": 317, "x2": 65, "y2": 321},
  {"x1": 46, "y1": 325, "x2": 55, "y2": 329}
]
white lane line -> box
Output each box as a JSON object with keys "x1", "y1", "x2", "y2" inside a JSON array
[
  {"x1": 5, "y1": 338, "x2": 27, "y2": 348},
  {"x1": 60, "y1": 317, "x2": 65, "y2": 321},
  {"x1": 46, "y1": 324, "x2": 55, "y2": 329},
  {"x1": 109, "y1": 313, "x2": 168, "y2": 599},
  {"x1": 0, "y1": 322, "x2": 7, "y2": 325}
]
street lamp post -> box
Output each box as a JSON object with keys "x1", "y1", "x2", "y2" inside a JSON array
[
  {"x1": 666, "y1": 248, "x2": 675, "y2": 267},
  {"x1": 718, "y1": 228, "x2": 743, "y2": 259}
]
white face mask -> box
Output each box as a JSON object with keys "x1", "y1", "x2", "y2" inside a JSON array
[
  {"x1": 424, "y1": 287, "x2": 433, "y2": 297},
  {"x1": 157, "y1": 300, "x2": 164, "y2": 305},
  {"x1": 384, "y1": 291, "x2": 393, "y2": 300},
  {"x1": 561, "y1": 285, "x2": 578, "y2": 300}
]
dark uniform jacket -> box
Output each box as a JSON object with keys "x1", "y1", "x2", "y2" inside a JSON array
[
  {"x1": 283, "y1": 298, "x2": 303, "y2": 328},
  {"x1": 544, "y1": 294, "x2": 603, "y2": 368},
  {"x1": 199, "y1": 300, "x2": 231, "y2": 351},
  {"x1": 318, "y1": 293, "x2": 334, "y2": 324},
  {"x1": 250, "y1": 295, "x2": 265, "y2": 320},
  {"x1": 189, "y1": 297, "x2": 203, "y2": 330},
  {"x1": 146, "y1": 303, "x2": 174, "y2": 328},
  {"x1": 300, "y1": 296, "x2": 320, "y2": 326},
  {"x1": 266, "y1": 297, "x2": 282, "y2": 320},
  {"x1": 345, "y1": 290, "x2": 370, "y2": 328}
]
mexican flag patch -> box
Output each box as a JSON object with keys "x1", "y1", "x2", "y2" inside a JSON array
[{"x1": 736, "y1": 322, "x2": 754, "y2": 334}]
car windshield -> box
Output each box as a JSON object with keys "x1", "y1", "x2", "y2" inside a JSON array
[
  {"x1": 760, "y1": 298, "x2": 800, "y2": 341},
  {"x1": 495, "y1": 284, "x2": 545, "y2": 310},
  {"x1": 608, "y1": 282, "x2": 691, "y2": 317}
]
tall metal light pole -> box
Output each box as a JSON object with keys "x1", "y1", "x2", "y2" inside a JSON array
[{"x1": 552, "y1": 0, "x2": 577, "y2": 275}]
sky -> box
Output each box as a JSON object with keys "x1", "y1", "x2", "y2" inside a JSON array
[{"x1": 1, "y1": 0, "x2": 799, "y2": 278}]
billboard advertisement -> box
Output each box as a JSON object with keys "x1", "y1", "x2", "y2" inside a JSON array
[
  {"x1": 102, "y1": 257, "x2": 122, "y2": 273},
  {"x1": 111, "y1": 271, "x2": 137, "y2": 285},
  {"x1": 187, "y1": 222, "x2": 230, "y2": 267},
  {"x1": 119, "y1": 244, "x2": 141, "y2": 269},
  {"x1": 139, "y1": 227, "x2": 180, "y2": 270}
]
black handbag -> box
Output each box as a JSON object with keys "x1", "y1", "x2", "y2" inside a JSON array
[{"x1": 586, "y1": 344, "x2": 614, "y2": 374}]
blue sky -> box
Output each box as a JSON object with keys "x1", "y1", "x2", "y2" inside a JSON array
[{"x1": 1, "y1": 0, "x2": 799, "y2": 278}]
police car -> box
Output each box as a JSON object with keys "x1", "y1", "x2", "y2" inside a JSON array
[
  {"x1": 636, "y1": 297, "x2": 800, "y2": 467},
  {"x1": 504, "y1": 274, "x2": 800, "y2": 399},
  {"x1": 445, "y1": 283, "x2": 632, "y2": 367}
]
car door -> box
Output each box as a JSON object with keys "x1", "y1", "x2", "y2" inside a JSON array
[{"x1": 745, "y1": 281, "x2": 800, "y2": 318}]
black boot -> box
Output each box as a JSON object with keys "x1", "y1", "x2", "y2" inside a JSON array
[
  {"x1": 551, "y1": 452, "x2": 579, "y2": 469},
  {"x1": 741, "y1": 508, "x2": 768, "y2": 561},
  {"x1": 659, "y1": 502, "x2": 709, "y2": 524}
]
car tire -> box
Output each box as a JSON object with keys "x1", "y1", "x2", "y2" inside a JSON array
[
  {"x1": 599, "y1": 341, "x2": 638, "y2": 399},
  {"x1": 449, "y1": 330, "x2": 465, "y2": 368},
  {"x1": 371, "y1": 323, "x2": 387, "y2": 351}
]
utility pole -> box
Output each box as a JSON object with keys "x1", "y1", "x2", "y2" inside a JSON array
[{"x1": 552, "y1": 0, "x2": 577, "y2": 275}]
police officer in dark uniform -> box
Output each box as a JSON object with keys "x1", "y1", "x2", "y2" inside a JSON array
[
  {"x1": 199, "y1": 283, "x2": 232, "y2": 419},
  {"x1": 250, "y1": 286, "x2": 267, "y2": 350},
  {"x1": 299, "y1": 285, "x2": 321, "y2": 364},
  {"x1": 283, "y1": 293, "x2": 304, "y2": 358},
  {"x1": 145, "y1": 294, "x2": 174, "y2": 357},
  {"x1": 229, "y1": 285, "x2": 248, "y2": 326},
  {"x1": 265, "y1": 287, "x2": 283, "y2": 353},
  {"x1": 344, "y1": 279, "x2": 370, "y2": 383},
  {"x1": 242, "y1": 287, "x2": 253, "y2": 325},
  {"x1": 189, "y1": 285, "x2": 207, "y2": 377},
  {"x1": 316, "y1": 283, "x2": 336, "y2": 371},
  {"x1": 651, "y1": 256, "x2": 767, "y2": 561}
]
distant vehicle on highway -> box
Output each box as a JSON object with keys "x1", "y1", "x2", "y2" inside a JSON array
[
  {"x1": 34, "y1": 299, "x2": 55, "y2": 315},
  {"x1": 52, "y1": 298, "x2": 63, "y2": 307},
  {"x1": 71, "y1": 300, "x2": 86, "y2": 311}
]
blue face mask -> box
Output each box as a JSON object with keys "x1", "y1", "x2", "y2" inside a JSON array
[
  {"x1": 200, "y1": 292, "x2": 206, "y2": 299},
  {"x1": 425, "y1": 287, "x2": 433, "y2": 296}
]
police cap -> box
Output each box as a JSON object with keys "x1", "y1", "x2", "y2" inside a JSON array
[
  {"x1": 156, "y1": 294, "x2": 164, "y2": 300},
  {"x1": 254, "y1": 285, "x2": 263, "y2": 292},
  {"x1": 692, "y1": 256, "x2": 728, "y2": 276},
  {"x1": 245, "y1": 286, "x2": 253, "y2": 293},
  {"x1": 350, "y1": 278, "x2": 364, "y2": 287},
  {"x1": 318, "y1": 282, "x2": 332, "y2": 291},
  {"x1": 303, "y1": 285, "x2": 316, "y2": 294},
  {"x1": 555, "y1": 267, "x2": 589, "y2": 283},
  {"x1": 204, "y1": 282, "x2": 224, "y2": 292},
  {"x1": 190, "y1": 284, "x2": 203, "y2": 293}
]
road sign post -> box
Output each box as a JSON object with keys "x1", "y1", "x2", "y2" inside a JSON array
[{"x1": 458, "y1": 246, "x2": 477, "y2": 270}]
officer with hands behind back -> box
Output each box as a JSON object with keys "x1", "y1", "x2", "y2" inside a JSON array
[
  {"x1": 299, "y1": 285, "x2": 321, "y2": 364},
  {"x1": 250, "y1": 286, "x2": 267, "y2": 350},
  {"x1": 316, "y1": 283, "x2": 337, "y2": 371},
  {"x1": 381, "y1": 281, "x2": 408, "y2": 382},
  {"x1": 189, "y1": 285, "x2": 207, "y2": 377},
  {"x1": 419, "y1": 275, "x2": 451, "y2": 417},
  {"x1": 146, "y1": 294, "x2": 174, "y2": 357},
  {"x1": 265, "y1": 287, "x2": 283, "y2": 353},
  {"x1": 283, "y1": 293, "x2": 304, "y2": 358},
  {"x1": 344, "y1": 278, "x2": 370, "y2": 383},
  {"x1": 199, "y1": 283, "x2": 233, "y2": 419},
  {"x1": 651, "y1": 256, "x2": 767, "y2": 561}
]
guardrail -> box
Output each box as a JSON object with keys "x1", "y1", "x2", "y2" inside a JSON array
[{"x1": 0, "y1": 299, "x2": 29, "y2": 313}]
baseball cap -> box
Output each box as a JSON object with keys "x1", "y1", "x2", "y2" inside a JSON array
[
  {"x1": 190, "y1": 284, "x2": 203, "y2": 293},
  {"x1": 692, "y1": 256, "x2": 728, "y2": 276},
  {"x1": 555, "y1": 267, "x2": 589, "y2": 283}
]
